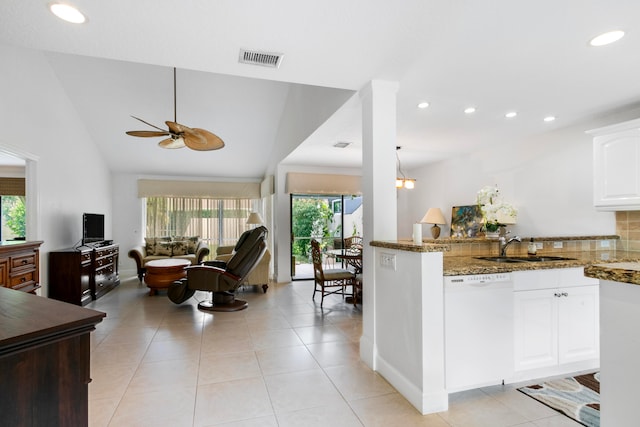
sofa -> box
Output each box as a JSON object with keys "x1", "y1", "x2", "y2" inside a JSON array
[
  {"x1": 128, "y1": 236, "x2": 210, "y2": 281},
  {"x1": 216, "y1": 244, "x2": 271, "y2": 293}
]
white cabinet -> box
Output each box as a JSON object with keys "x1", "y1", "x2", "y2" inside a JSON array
[
  {"x1": 588, "y1": 118, "x2": 640, "y2": 210},
  {"x1": 513, "y1": 268, "x2": 599, "y2": 374}
]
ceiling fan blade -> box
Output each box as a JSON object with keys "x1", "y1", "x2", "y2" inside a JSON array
[
  {"x1": 126, "y1": 130, "x2": 170, "y2": 137},
  {"x1": 131, "y1": 116, "x2": 167, "y2": 132},
  {"x1": 158, "y1": 137, "x2": 186, "y2": 149},
  {"x1": 184, "y1": 128, "x2": 225, "y2": 151},
  {"x1": 166, "y1": 121, "x2": 193, "y2": 135}
]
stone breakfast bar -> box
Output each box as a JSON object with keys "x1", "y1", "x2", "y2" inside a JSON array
[{"x1": 365, "y1": 235, "x2": 636, "y2": 415}]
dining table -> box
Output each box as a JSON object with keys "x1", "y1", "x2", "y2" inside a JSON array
[{"x1": 327, "y1": 248, "x2": 362, "y2": 304}]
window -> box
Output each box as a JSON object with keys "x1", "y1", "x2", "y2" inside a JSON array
[
  {"x1": 145, "y1": 197, "x2": 254, "y2": 257},
  {"x1": 1, "y1": 195, "x2": 26, "y2": 240}
]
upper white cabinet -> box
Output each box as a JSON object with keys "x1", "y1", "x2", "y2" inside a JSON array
[{"x1": 588, "y1": 118, "x2": 640, "y2": 210}]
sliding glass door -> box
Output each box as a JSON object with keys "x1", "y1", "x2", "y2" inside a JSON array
[{"x1": 290, "y1": 194, "x2": 362, "y2": 280}]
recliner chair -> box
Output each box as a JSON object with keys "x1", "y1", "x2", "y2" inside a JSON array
[{"x1": 168, "y1": 226, "x2": 268, "y2": 312}]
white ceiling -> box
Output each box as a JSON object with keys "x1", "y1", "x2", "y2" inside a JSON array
[{"x1": 1, "y1": 1, "x2": 640, "y2": 176}]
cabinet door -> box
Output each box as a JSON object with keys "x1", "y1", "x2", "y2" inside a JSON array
[
  {"x1": 558, "y1": 285, "x2": 599, "y2": 364},
  {"x1": 514, "y1": 289, "x2": 558, "y2": 371},
  {"x1": 593, "y1": 127, "x2": 640, "y2": 210}
]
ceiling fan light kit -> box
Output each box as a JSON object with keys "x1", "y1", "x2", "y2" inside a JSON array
[{"x1": 126, "y1": 68, "x2": 225, "y2": 151}]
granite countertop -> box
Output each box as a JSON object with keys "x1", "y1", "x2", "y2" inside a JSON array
[
  {"x1": 443, "y1": 252, "x2": 630, "y2": 276},
  {"x1": 584, "y1": 262, "x2": 640, "y2": 286}
]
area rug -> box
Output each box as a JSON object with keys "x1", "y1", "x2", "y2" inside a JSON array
[{"x1": 517, "y1": 372, "x2": 600, "y2": 427}]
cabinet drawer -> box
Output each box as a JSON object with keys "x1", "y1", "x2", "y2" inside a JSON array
[
  {"x1": 80, "y1": 252, "x2": 92, "y2": 263},
  {"x1": 96, "y1": 247, "x2": 118, "y2": 257},
  {"x1": 95, "y1": 255, "x2": 114, "y2": 268},
  {"x1": 10, "y1": 270, "x2": 36, "y2": 289},
  {"x1": 11, "y1": 253, "x2": 36, "y2": 270},
  {"x1": 96, "y1": 264, "x2": 115, "y2": 276}
]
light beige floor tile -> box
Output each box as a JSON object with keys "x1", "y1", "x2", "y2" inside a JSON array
[
  {"x1": 88, "y1": 397, "x2": 120, "y2": 427},
  {"x1": 108, "y1": 386, "x2": 196, "y2": 427},
  {"x1": 193, "y1": 377, "x2": 273, "y2": 427},
  {"x1": 263, "y1": 368, "x2": 344, "y2": 414},
  {"x1": 249, "y1": 328, "x2": 303, "y2": 350},
  {"x1": 201, "y1": 415, "x2": 278, "y2": 427},
  {"x1": 91, "y1": 342, "x2": 149, "y2": 368},
  {"x1": 276, "y1": 400, "x2": 363, "y2": 427},
  {"x1": 126, "y1": 358, "x2": 199, "y2": 395},
  {"x1": 256, "y1": 345, "x2": 319, "y2": 376},
  {"x1": 198, "y1": 351, "x2": 262, "y2": 384},
  {"x1": 350, "y1": 392, "x2": 451, "y2": 427},
  {"x1": 89, "y1": 363, "x2": 138, "y2": 400},
  {"x1": 438, "y1": 389, "x2": 529, "y2": 427},
  {"x1": 532, "y1": 415, "x2": 584, "y2": 426},
  {"x1": 306, "y1": 340, "x2": 361, "y2": 367},
  {"x1": 142, "y1": 337, "x2": 202, "y2": 363},
  {"x1": 294, "y1": 324, "x2": 349, "y2": 344},
  {"x1": 324, "y1": 362, "x2": 396, "y2": 401},
  {"x1": 482, "y1": 386, "x2": 560, "y2": 421},
  {"x1": 152, "y1": 322, "x2": 204, "y2": 342},
  {"x1": 201, "y1": 334, "x2": 255, "y2": 355}
]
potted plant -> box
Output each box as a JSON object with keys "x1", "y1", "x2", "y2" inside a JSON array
[{"x1": 477, "y1": 185, "x2": 517, "y2": 238}]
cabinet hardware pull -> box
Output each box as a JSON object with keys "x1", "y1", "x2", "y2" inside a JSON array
[
  {"x1": 554, "y1": 292, "x2": 561, "y2": 297},
  {"x1": 562, "y1": 292, "x2": 568, "y2": 297}
]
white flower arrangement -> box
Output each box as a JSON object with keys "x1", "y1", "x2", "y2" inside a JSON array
[{"x1": 477, "y1": 185, "x2": 517, "y2": 232}]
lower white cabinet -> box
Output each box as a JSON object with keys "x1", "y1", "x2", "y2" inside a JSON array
[{"x1": 513, "y1": 268, "x2": 599, "y2": 374}]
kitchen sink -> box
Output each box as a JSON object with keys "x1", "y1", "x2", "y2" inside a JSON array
[{"x1": 475, "y1": 256, "x2": 577, "y2": 263}]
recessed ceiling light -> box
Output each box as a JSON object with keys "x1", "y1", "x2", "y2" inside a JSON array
[
  {"x1": 589, "y1": 30, "x2": 625, "y2": 47},
  {"x1": 543, "y1": 116, "x2": 556, "y2": 122},
  {"x1": 464, "y1": 107, "x2": 476, "y2": 114},
  {"x1": 505, "y1": 111, "x2": 517, "y2": 119},
  {"x1": 333, "y1": 142, "x2": 351, "y2": 148},
  {"x1": 50, "y1": 3, "x2": 86, "y2": 24},
  {"x1": 417, "y1": 102, "x2": 430, "y2": 109}
]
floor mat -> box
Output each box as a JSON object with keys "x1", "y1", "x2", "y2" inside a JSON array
[{"x1": 517, "y1": 372, "x2": 600, "y2": 427}]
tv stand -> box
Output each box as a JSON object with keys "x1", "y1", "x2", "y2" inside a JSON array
[{"x1": 49, "y1": 243, "x2": 120, "y2": 306}]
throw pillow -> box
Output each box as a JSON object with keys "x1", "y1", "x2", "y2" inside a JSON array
[
  {"x1": 172, "y1": 241, "x2": 188, "y2": 256},
  {"x1": 173, "y1": 236, "x2": 199, "y2": 254},
  {"x1": 155, "y1": 237, "x2": 173, "y2": 256},
  {"x1": 144, "y1": 237, "x2": 157, "y2": 256}
]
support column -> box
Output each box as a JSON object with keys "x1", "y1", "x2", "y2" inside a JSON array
[{"x1": 359, "y1": 80, "x2": 399, "y2": 368}]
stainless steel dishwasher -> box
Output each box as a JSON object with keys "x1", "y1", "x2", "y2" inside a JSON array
[{"x1": 444, "y1": 273, "x2": 514, "y2": 392}]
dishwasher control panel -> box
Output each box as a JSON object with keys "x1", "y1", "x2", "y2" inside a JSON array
[{"x1": 445, "y1": 273, "x2": 511, "y2": 285}]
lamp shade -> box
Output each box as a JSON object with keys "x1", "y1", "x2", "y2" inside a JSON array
[
  {"x1": 246, "y1": 212, "x2": 264, "y2": 225},
  {"x1": 421, "y1": 208, "x2": 446, "y2": 225}
]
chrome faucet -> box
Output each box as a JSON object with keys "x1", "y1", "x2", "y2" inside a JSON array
[{"x1": 499, "y1": 235, "x2": 521, "y2": 257}]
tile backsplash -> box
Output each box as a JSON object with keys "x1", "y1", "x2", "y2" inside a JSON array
[{"x1": 616, "y1": 211, "x2": 640, "y2": 251}]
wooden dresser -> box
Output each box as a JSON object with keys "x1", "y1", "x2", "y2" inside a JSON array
[
  {"x1": 0, "y1": 286, "x2": 105, "y2": 426},
  {"x1": 0, "y1": 240, "x2": 43, "y2": 293},
  {"x1": 49, "y1": 243, "x2": 120, "y2": 306}
]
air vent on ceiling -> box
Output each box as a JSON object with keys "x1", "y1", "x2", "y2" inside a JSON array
[{"x1": 239, "y1": 49, "x2": 284, "y2": 68}]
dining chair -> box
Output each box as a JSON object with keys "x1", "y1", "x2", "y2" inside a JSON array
[{"x1": 310, "y1": 239, "x2": 355, "y2": 307}]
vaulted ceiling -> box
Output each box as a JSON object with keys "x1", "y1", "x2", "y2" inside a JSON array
[{"x1": 2, "y1": 1, "x2": 640, "y2": 177}]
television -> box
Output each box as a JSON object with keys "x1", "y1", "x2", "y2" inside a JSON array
[{"x1": 83, "y1": 213, "x2": 105, "y2": 245}]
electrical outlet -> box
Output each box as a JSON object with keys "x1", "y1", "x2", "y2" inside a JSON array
[
  {"x1": 553, "y1": 241, "x2": 563, "y2": 249},
  {"x1": 535, "y1": 242, "x2": 543, "y2": 249},
  {"x1": 600, "y1": 240, "x2": 610, "y2": 248},
  {"x1": 380, "y1": 252, "x2": 396, "y2": 270}
]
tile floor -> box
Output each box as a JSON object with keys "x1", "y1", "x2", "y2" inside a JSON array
[{"x1": 87, "y1": 276, "x2": 582, "y2": 427}]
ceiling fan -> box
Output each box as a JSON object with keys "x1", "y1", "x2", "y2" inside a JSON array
[{"x1": 126, "y1": 68, "x2": 225, "y2": 151}]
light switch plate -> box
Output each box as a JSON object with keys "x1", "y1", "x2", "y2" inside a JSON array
[{"x1": 380, "y1": 252, "x2": 396, "y2": 270}]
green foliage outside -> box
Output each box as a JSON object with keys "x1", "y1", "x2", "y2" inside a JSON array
[
  {"x1": 292, "y1": 198, "x2": 333, "y2": 260},
  {"x1": 2, "y1": 196, "x2": 26, "y2": 238}
]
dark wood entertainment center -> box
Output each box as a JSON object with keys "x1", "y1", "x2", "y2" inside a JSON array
[{"x1": 49, "y1": 243, "x2": 120, "y2": 305}]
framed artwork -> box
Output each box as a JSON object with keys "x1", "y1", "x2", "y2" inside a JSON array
[{"x1": 450, "y1": 205, "x2": 483, "y2": 238}]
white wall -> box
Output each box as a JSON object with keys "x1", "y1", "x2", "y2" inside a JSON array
[
  {"x1": 395, "y1": 114, "x2": 640, "y2": 239},
  {"x1": 0, "y1": 44, "x2": 112, "y2": 294}
]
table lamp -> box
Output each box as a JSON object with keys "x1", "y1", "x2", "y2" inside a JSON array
[
  {"x1": 421, "y1": 208, "x2": 446, "y2": 239},
  {"x1": 246, "y1": 212, "x2": 264, "y2": 228}
]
